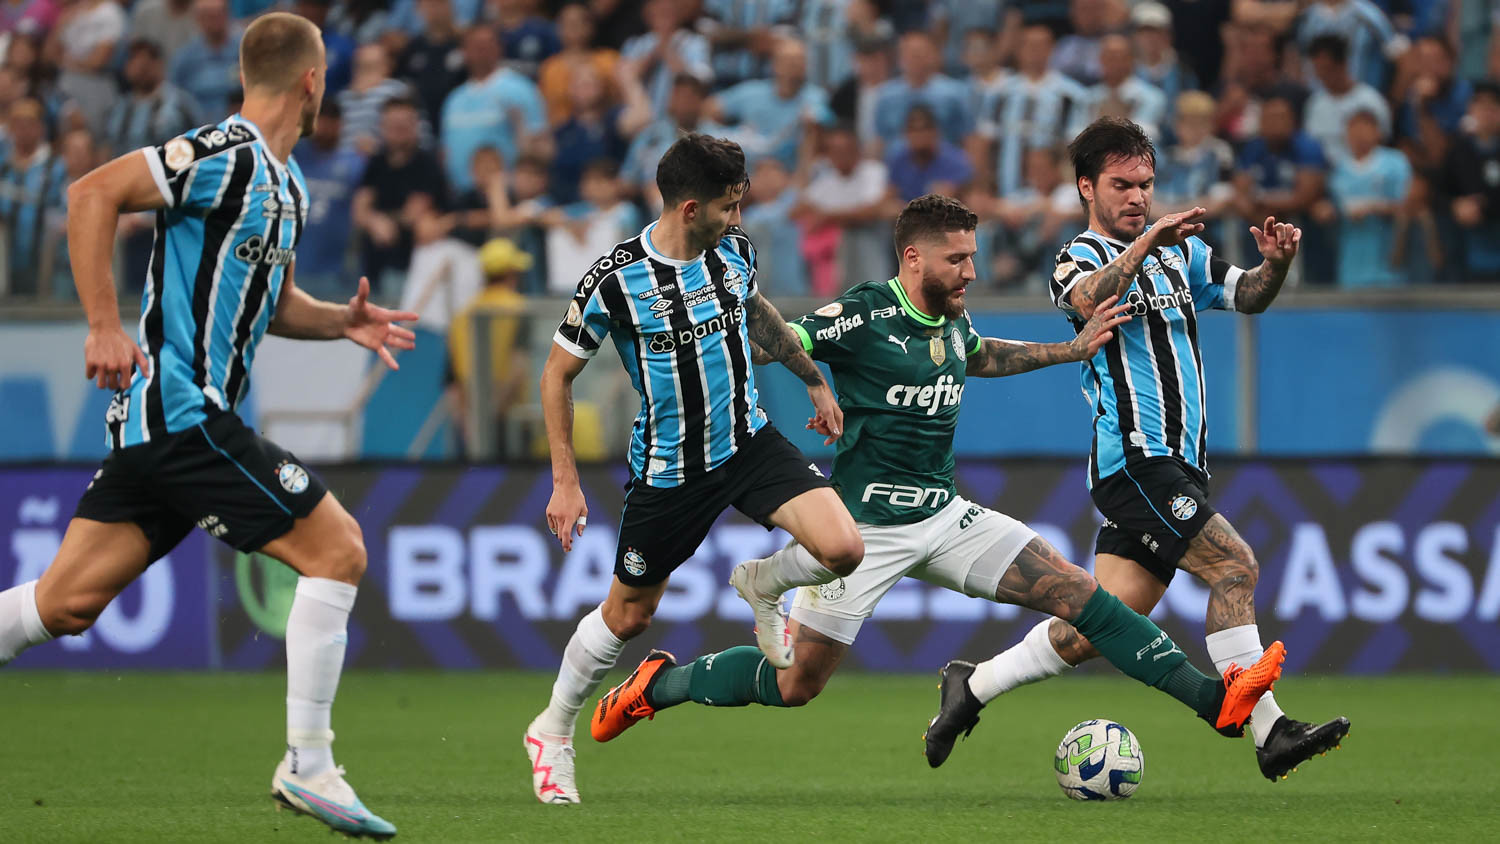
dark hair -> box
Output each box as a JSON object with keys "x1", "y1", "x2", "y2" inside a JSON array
[
  {"x1": 656, "y1": 133, "x2": 748, "y2": 206},
  {"x1": 670, "y1": 72, "x2": 709, "y2": 95},
  {"x1": 318, "y1": 98, "x2": 343, "y2": 119},
  {"x1": 904, "y1": 103, "x2": 938, "y2": 130},
  {"x1": 516, "y1": 153, "x2": 551, "y2": 172},
  {"x1": 1068, "y1": 116, "x2": 1156, "y2": 207},
  {"x1": 582, "y1": 158, "x2": 619, "y2": 180},
  {"x1": 893, "y1": 194, "x2": 977, "y2": 252},
  {"x1": 1474, "y1": 80, "x2": 1500, "y2": 103},
  {"x1": 1307, "y1": 34, "x2": 1348, "y2": 64},
  {"x1": 126, "y1": 38, "x2": 163, "y2": 60},
  {"x1": 380, "y1": 95, "x2": 419, "y2": 114}
]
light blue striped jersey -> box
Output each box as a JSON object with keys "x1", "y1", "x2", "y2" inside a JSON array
[
  {"x1": 1051, "y1": 229, "x2": 1242, "y2": 486},
  {"x1": 108, "y1": 115, "x2": 307, "y2": 449},
  {"x1": 554, "y1": 223, "x2": 767, "y2": 488},
  {"x1": 976, "y1": 70, "x2": 1092, "y2": 195}
]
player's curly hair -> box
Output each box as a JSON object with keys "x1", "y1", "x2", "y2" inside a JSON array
[
  {"x1": 657, "y1": 133, "x2": 749, "y2": 206},
  {"x1": 893, "y1": 194, "x2": 978, "y2": 252},
  {"x1": 1068, "y1": 116, "x2": 1157, "y2": 210}
]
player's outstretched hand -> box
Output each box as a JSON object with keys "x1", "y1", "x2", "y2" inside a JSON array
[
  {"x1": 1250, "y1": 216, "x2": 1301, "y2": 268},
  {"x1": 1070, "y1": 294, "x2": 1132, "y2": 360},
  {"x1": 84, "y1": 324, "x2": 150, "y2": 391},
  {"x1": 1147, "y1": 207, "x2": 1207, "y2": 248},
  {"x1": 806, "y1": 381, "x2": 844, "y2": 445},
  {"x1": 546, "y1": 482, "x2": 588, "y2": 552},
  {"x1": 345, "y1": 276, "x2": 419, "y2": 370}
]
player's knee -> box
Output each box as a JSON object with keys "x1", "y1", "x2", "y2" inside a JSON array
[
  {"x1": 816, "y1": 528, "x2": 863, "y2": 577},
  {"x1": 778, "y1": 668, "x2": 829, "y2": 707},
  {"x1": 44, "y1": 593, "x2": 108, "y2": 636},
  {"x1": 317, "y1": 516, "x2": 367, "y2": 584},
  {"x1": 603, "y1": 603, "x2": 653, "y2": 640}
]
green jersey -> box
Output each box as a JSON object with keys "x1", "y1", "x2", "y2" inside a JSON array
[{"x1": 788, "y1": 278, "x2": 982, "y2": 526}]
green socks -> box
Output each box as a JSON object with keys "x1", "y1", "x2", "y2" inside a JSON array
[
  {"x1": 1070, "y1": 587, "x2": 1221, "y2": 718},
  {"x1": 647, "y1": 646, "x2": 787, "y2": 709}
]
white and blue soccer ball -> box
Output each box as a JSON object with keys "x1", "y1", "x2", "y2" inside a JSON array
[{"x1": 1054, "y1": 719, "x2": 1144, "y2": 801}]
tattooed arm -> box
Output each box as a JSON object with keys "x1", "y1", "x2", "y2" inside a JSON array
[
  {"x1": 1069, "y1": 207, "x2": 1207, "y2": 319},
  {"x1": 1233, "y1": 216, "x2": 1301, "y2": 314},
  {"x1": 968, "y1": 296, "x2": 1132, "y2": 378},
  {"x1": 744, "y1": 294, "x2": 844, "y2": 441}
]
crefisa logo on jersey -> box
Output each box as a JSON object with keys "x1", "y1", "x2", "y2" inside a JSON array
[
  {"x1": 278, "y1": 462, "x2": 309, "y2": 495},
  {"x1": 623, "y1": 548, "x2": 647, "y2": 577},
  {"x1": 1170, "y1": 494, "x2": 1197, "y2": 521}
]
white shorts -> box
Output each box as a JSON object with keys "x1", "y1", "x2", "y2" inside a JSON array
[{"x1": 790, "y1": 496, "x2": 1037, "y2": 645}]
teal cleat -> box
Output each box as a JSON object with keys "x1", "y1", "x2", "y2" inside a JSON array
[{"x1": 271, "y1": 759, "x2": 397, "y2": 839}]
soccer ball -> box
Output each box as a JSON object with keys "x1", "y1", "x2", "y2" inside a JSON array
[{"x1": 1054, "y1": 719, "x2": 1144, "y2": 801}]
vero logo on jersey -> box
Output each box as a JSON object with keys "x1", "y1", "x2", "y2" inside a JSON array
[{"x1": 884, "y1": 375, "x2": 963, "y2": 416}]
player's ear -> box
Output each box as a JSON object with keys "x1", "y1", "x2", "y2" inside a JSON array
[
  {"x1": 681, "y1": 197, "x2": 698, "y2": 223},
  {"x1": 1078, "y1": 176, "x2": 1094, "y2": 204}
]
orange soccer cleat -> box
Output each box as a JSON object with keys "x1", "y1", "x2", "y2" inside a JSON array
[
  {"x1": 1216, "y1": 640, "x2": 1287, "y2": 732},
  {"x1": 591, "y1": 650, "x2": 677, "y2": 742}
]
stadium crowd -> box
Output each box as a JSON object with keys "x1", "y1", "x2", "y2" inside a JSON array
[{"x1": 1, "y1": 0, "x2": 1497, "y2": 305}]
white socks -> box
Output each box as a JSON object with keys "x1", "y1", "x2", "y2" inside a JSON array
[
  {"x1": 968, "y1": 619, "x2": 1073, "y2": 704},
  {"x1": 1205, "y1": 624, "x2": 1285, "y2": 747},
  {"x1": 536, "y1": 604, "x2": 624, "y2": 738},
  {"x1": 284, "y1": 577, "x2": 358, "y2": 778},
  {"x1": 753, "y1": 542, "x2": 836, "y2": 595},
  {"x1": 0, "y1": 580, "x2": 53, "y2": 665}
]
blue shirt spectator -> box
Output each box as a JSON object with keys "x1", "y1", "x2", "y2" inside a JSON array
[
  {"x1": 710, "y1": 38, "x2": 833, "y2": 167},
  {"x1": 1238, "y1": 129, "x2": 1328, "y2": 193},
  {"x1": 441, "y1": 27, "x2": 546, "y2": 192},
  {"x1": 496, "y1": 3, "x2": 561, "y2": 79},
  {"x1": 1397, "y1": 37, "x2": 1473, "y2": 142},
  {"x1": 975, "y1": 25, "x2": 1090, "y2": 195},
  {"x1": 105, "y1": 39, "x2": 200, "y2": 157},
  {"x1": 930, "y1": 0, "x2": 1007, "y2": 76},
  {"x1": 551, "y1": 107, "x2": 630, "y2": 205},
  {"x1": 288, "y1": 0, "x2": 354, "y2": 95},
  {"x1": 1297, "y1": 0, "x2": 1408, "y2": 91},
  {"x1": 1129, "y1": 2, "x2": 1196, "y2": 123},
  {"x1": 740, "y1": 158, "x2": 807, "y2": 295},
  {"x1": 1326, "y1": 115, "x2": 1411, "y2": 287},
  {"x1": 873, "y1": 32, "x2": 971, "y2": 146},
  {"x1": 0, "y1": 100, "x2": 65, "y2": 296},
  {"x1": 1305, "y1": 34, "x2": 1391, "y2": 163},
  {"x1": 167, "y1": 9, "x2": 240, "y2": 121},
  {"x1": 698, "y1": 0, "x2": 796, "y2": 88},
  {"x1": 620, "y1": 74, "x2": 725, "y2": 203},
  {"x1": 385, "y1": 0, "x2": 481, "y2": 37},
  {"x1": 1089, "y1": 34, "x2": 1167, "y2": 138},
  {"x1": 395, "y1": 0, "x2": 467, "y2": 130},
  {"x1": 621, "y1": 18, "x2": 713, "y2": 115},
  {"x1": 292, "y1": 104, "x2": 367, "y2": 297},
  {"x1": 884, "y1": 104, "x2": 971, "y2": 201}
]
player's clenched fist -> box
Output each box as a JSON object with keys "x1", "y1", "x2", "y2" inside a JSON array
[
  {"x1": 546, "y1": 482, "x2": 588, "y2": 552},
  {"x1": 83, "y1": 324, "x2": 150, "y2": 391}
]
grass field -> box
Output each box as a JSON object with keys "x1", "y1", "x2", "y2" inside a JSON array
[{"x1": 2, "y1": 671, "x2": 1494, "y2": 842}]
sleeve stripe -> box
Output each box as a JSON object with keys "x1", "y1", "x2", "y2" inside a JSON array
[
  {"x1": 788, "y1": 321, "x2": 812, "y2": 351},
  {"x1": 553, "y1": 330, "x2": 597, "y2": 359},
  {"x1": 968, "y1": 331, "x2": 983, "y2": 354},
  {"x1": 1070, "y1": 234, "x2": 1112, "y2": 266},
  {"x1": 141, "y1": 147, "x2": 174, "y2": 207},
  {"x1": 1221, "y1": 266, "x2": 1244, "y2": 312}
]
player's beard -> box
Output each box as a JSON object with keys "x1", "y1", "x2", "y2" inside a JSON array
[
  {"x1": 689, "y1": 215, "x2": 726, "y2": 253},
  {"x1": 920, "y1": 269, "x2": 965, "y2": 319},
  {"x1": 299, "y1": 100, "x2": 319, "y2": 138}
]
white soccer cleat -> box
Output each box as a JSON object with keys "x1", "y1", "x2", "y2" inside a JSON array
[
  {"x1": 730, "y1": 558, "x2": 795, "y2": 669},
  {"x1": 524, "y1": 718, "x2": 580, "y2": 804},
  {"x1": 270, "y1": 758, "x2": 396, "y2": 839}
]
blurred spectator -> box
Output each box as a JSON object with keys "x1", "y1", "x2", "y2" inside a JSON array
[
  {"x1": 1217, "y1": 24, "x2": 1306, "y2": 144},
  {"x1": 739, "y1": 154, "x2": 806, "y2": 294},
  {"x1": 127, "y1": 0, "x2": 194, "y2": 59},
  {"x1": 1444, "y1": 82, "x2": 1500, "y2": 282},
  {"x1": 1397, "y1": 37, "x2": 1473, "y2": 142},
  {"x1": 385, "y1": 0, "x2": 481, "y2": 41},
  {"x1": 1089, "y1": 33, "x2": 1166, "y2": 138},
  {"x1": 354, "y1": 97, "x2": 449, "y2": 294},
  {"x1": 829, "y1": 32, "x2": 892, "y2": 148},
  {"x1": 800, "y1": 0, "x2": 884, "y2": 92},
  {"x1": 293, "y1": 100, "x2": 367, "y2": 299},
  {"x1": 292, "y1": 0, "x2": 354, "y2": 96},
  {"x1": 449, "y1": 145, "x2": 502, "y2": 247},
  {"x1": 327, "y1": 0, "x2": 389, "y2": 46},
  {"x1": 49, "y1": 0, "x2": 125, "y2": 135},
  {"x1": 982, "y1": 145, "x2": 1082, "y2": 290},
  {"x1": 621, "y1": 72, "x2": 719, "y2": 207},
  {"x1": 546, "y1": 159, "x2": 640, "y2": 294},
  {"x1": 621, "y1": 0, "x2": 712, "y2": 115},
  {"x1": 970, "y1": 24, "x2": 1090, "y2": 196},
  {"x1": 796, "y1": 123, "x2": 888, "y2": 295},
  {"x1": 960, "y1": 28, "x2": 1005, "y2": 115},
  {"x1": 1305, "y1": 35, "x2": 1390, "y2": 163},
  {"x1": 167, "y1": 0, "x2": 240, "y2": 121},
  {"x1": 1457, "y1": 1, "x2": 1491, "y2": 82},
  {"x1": 446, "y1": 237, "x2": 532, "y2": 458},
  {"x1": 709, "y1": 36, "x2": 832, "y2": 167},
  {"x1": 0, "y1": 97, "x2": 64, "y2": 295},
  {"x1": 440, "y1": 24, "x2": 546, "y2": 192},
  {"x1": 1161, "y1": 0, "x2": 1230, "y2": 91},
  {"x1": 538, "y1": 3, "x2": 620, "y2": 126},
  {"x1": 494, "y1": 0, "x2": 561, "y2": 79},
  {"x1": 884, "y1": 102, "x2": 970, "y2": 202},
  {"x1": 1233, "y1": 93, "x2": 1330, "y2": 281},
  {"x1": 486, "y1": 153, "x2": 555, "y2": 292},
  {"x1": 1314, "y1": 109, "x2": 1411, "y2": 287},
  {"x1": 396, "y1": 0, "x2": 466, "y2": 129},
  {"x1": 1052, "y1": 0, "x2": 1118, "y2": 86},
  {"x1": 587, "y1": 0, "x2": 648, "y2": 51},
  {"x1": 41, "y1": 125, "x2": 96, "y2": 298},
  {"x1": 550, "y1": 62, "x2": 636, "y2": 204},
  {"x1": 1296, "y1": 0, "x2": 1408, "y2": 91},
  {"x1": 1155, "y1": 91, "x2": 1234, "y2": 218},
  {"x1": 929, "y1": 0, "x2": 1008, "y2": 78},
  {"x1": 104, "y1": 38, "x2": 199, "y2": 157},
  {"x1": 1131, "y1": 2, "x2": 1196, "y2": 122},
  {"x1": 697, "y1": 0, "x2": 793, "y2": 90},
  {"x1": 872, "y1": 31, "x2": 970, "y2": 150},
  {"x1": 2, "y1": 0, "x2": 58, "y2": 37},
  {"x1": 340, "y1": 43, "x2": 423, "y2": 156}
]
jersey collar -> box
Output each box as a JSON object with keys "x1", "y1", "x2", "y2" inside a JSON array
[
  {"x1": 886, "y1": 277, "x2": 945, "y2": 327},
  {"x1": 641, "y1": 221, "x2": 701, "y2": 267},
  {"x1": 229, "y1": 114, "x2": 287, "y2": 171}
]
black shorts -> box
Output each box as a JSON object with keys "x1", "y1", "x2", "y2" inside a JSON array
[
  {"x1": 614, "y1": 424, "x2": 830, "y2": 587},
  {"x1": 1092, "y1": 456, "x2": 1217, "y2": 586},
  {"x1": 74, "y1": 410, "x2": 327, "y2": 562}
]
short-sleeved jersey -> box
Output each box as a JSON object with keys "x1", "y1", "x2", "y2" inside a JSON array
[
  {"x1": 553, "y1": 222, "x2": 766, "y2": 488},
  {"x1": 1051, "y1": 229, "x2": 1241, "y2": 486},
  {"x1": 108, "y1": 116, "x2": 307, "y2": 450},
  {"x1": 789, "y1": 278, "x2": 982, "y2": 526}
]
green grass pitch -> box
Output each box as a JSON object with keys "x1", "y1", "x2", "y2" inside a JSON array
[{"x1": 2, "y1": 671, "x2": 1494, "y2": 842}]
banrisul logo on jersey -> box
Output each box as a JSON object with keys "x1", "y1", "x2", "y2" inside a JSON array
[
  {"x1": 644, "y1": 304, "x2": 744, "y2": 354},
  {"x1": 884, "y1": 375, "x2": 964, "y2": 415}
]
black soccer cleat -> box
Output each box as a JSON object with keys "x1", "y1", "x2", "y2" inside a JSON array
[
  {"x1": 923, "y1": 660, "x2": 985, "y2": 768},
  {"x1": 1257, "y1": 715, "x2": 1351, "y2": 781}
]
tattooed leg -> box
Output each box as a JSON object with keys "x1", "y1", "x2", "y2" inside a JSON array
[{"x1": 1179, "y1": 515, "x2": 1260, "y2": 635}]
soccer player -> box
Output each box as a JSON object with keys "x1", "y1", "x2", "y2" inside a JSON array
[
  {"x1": 524, "y1": 133, "x2": 865, "y2": 804},
  {"x1": 934, "y1": 117, "x2": 1349, "y2": 781},
  {"x1": 588, "y1": 194, "x2": 1286, "y2": 762},
  {"x1": 0, "y1": 14, "x2": 403, "y2": 838}
]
